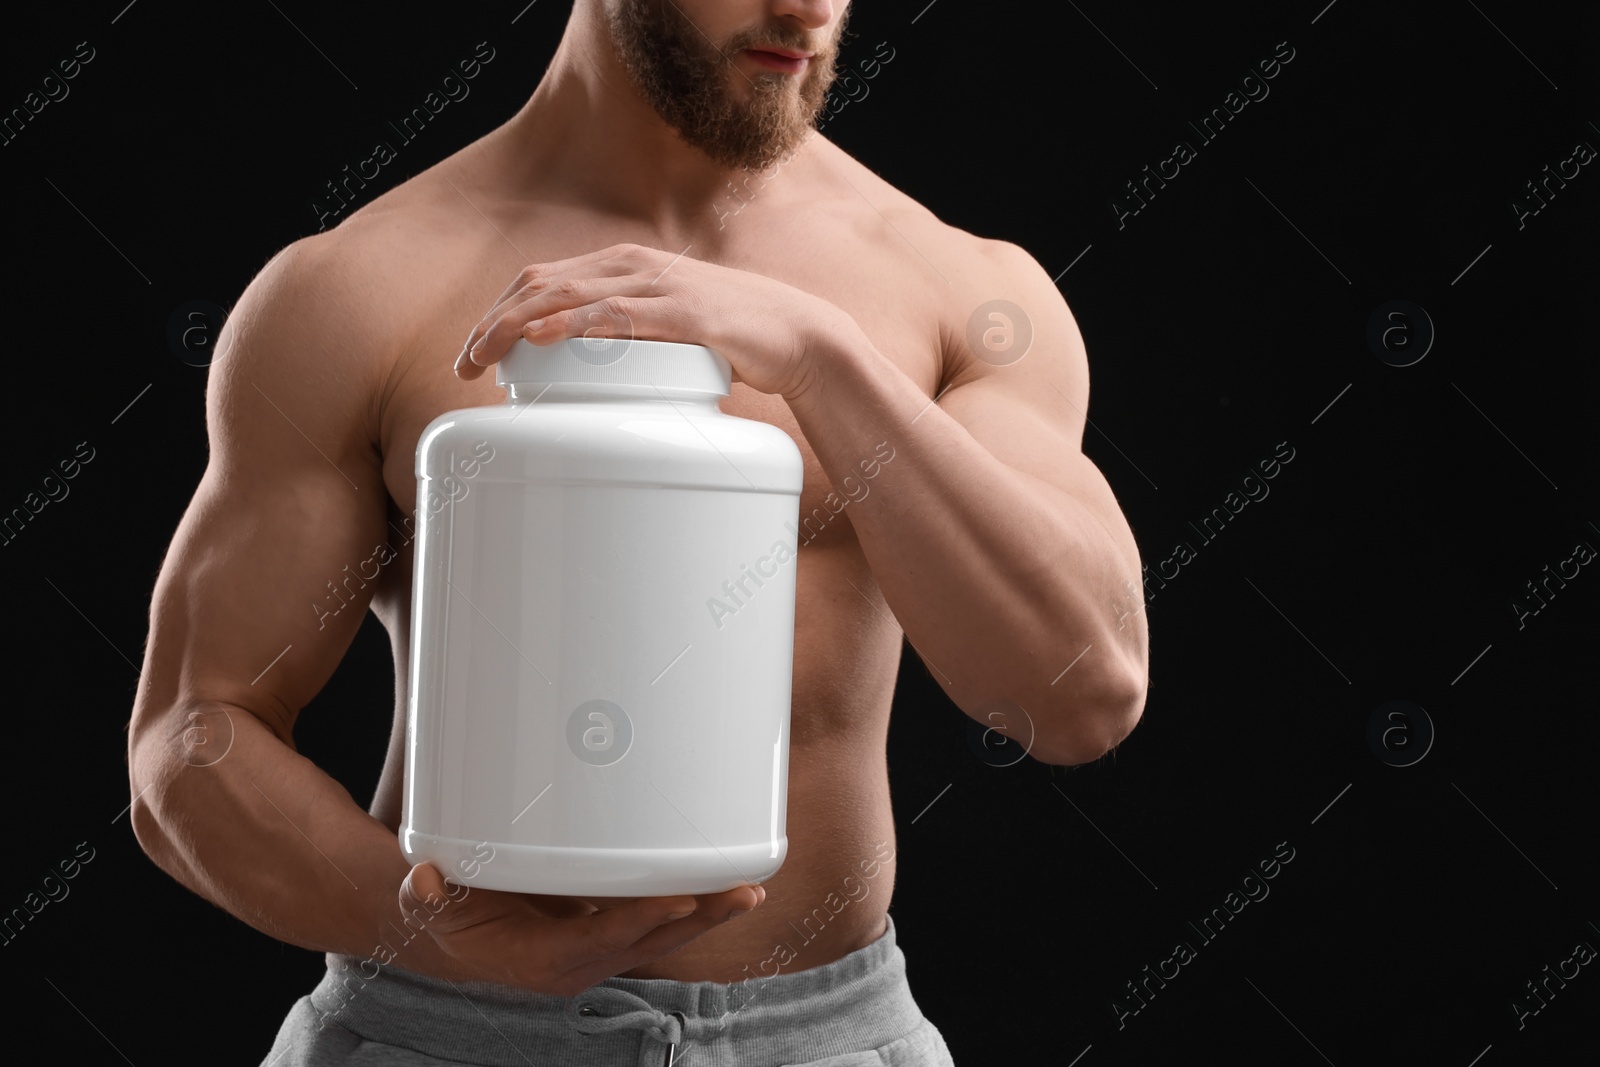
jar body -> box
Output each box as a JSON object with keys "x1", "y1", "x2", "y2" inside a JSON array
[{"x1": 400, "y1": 389, "x2": 803, "y2": 895}]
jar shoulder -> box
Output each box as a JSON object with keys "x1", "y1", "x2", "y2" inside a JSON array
[{"x1": 416, "y1": 401, "x2": 802, "y2": 488}]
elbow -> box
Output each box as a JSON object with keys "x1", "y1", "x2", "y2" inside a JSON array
[
  {"x1": 126, "y1": 703, "x2": 205, "y2": 876},
  {"x1": 129, "y1": 785, "x2": 166, "y2": 866},
  {"x1": 127, "y1": 732, "x2": 174, "y2": 871},
  {"x1": 128, "y1": 734, "x2": 210, "y2": 895},
  {"x1": 127, "y1": 773, "x2": 205, "y2": 903},
  {"x1": 1030, "y1": 670, "x2": 1147, "y2": 767}
]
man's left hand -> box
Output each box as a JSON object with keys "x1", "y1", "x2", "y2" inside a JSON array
[{"x1": 454, "y1": 242, "x2": 851, "y2": 403}]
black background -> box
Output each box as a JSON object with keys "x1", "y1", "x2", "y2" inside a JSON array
[{"x1": 2, "y1": 1, "x2": 1596, "y2": 1064}]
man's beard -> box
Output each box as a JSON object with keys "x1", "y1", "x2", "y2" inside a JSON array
[{"x1": 606, "y1": 0, "x2": 847, "y2": 171}]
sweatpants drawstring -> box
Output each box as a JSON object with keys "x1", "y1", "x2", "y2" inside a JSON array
[{"x1": 566, "y1": 986, "x2": 691, "y2": 1063}]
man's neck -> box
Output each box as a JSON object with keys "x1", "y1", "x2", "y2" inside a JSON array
[{"x1": 494, "y1": 8, "x2": 790, "y2": 242}]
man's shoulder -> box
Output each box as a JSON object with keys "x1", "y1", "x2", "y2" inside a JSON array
[
  {"x1": 817, "y1": 139, "x2": 1028, "y2": 286},
  {"x1": 214, "y1": 181, "x2": 482, "y2": 452},
  {"x1": 274, "y1": 192, "x2": 466, "y2": 325},
  {"x1": 239, "y1": 178, "x2": 486, "y2": 391},
  {"x1": 813, "y1": 143, "x2": 1061, "y2": 392}
]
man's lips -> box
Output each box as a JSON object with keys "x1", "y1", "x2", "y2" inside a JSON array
[{"x1": 744, "y1": 49, "x2": 810, "y2": 74}]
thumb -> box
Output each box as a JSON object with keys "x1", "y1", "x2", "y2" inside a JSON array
[{"x1": 398, "y1": 863, "x2": 477, "y2": 931}]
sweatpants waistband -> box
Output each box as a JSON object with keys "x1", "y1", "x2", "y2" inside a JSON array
[{"x1": 303, "y1": 912, "x2": 923, "y2": 1066}]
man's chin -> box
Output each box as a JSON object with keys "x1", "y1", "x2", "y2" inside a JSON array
[{"x1": 688, "y1": 124, "x2": 813, "y2": 172}]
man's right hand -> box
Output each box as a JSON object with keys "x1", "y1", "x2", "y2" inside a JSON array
[{"x1": 399, "y1": 863, "x2": 765, "y2": 995}]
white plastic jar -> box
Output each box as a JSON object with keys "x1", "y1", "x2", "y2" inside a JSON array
[{"x1": 401, "y1": 336, "x2": 804, "y2": 896}]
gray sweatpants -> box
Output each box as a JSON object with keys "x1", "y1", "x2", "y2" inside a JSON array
[{"x1": 261, "y1": 912, "x2": 955, "y2": 1066}]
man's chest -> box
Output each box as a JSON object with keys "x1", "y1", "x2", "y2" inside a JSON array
[{"x1": 377, "y1": 228, "x2": 949, "y2": 537}]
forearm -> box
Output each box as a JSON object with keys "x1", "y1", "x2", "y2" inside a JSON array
[
  {"x1": 128, "y1": 701, "x2": 458, "y2": 974},
  {"x1": 787, "y1": 320, "x2": 1146, "y2": 764}
]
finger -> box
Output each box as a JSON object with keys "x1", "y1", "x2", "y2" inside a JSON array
[
  {"x1": 521, "y1": 891, "x2": 600, "y2": 920},
  {"x1": 456, "y1": 287, "x2": 548, "y2": 380},
  {"x1": 570, "y1": 894, "x2": 632, "y2": 913},
  {"x1": 546, "y1": 893, "x2": 700, "y2": 970},
  {"x1": 471, "y1": 286, "x2": 580, "y2": 367},
  {"x1": 400, "y1": 861, "x2": 452, "y2": 911},
  {"x1": 473, "y1": 270, "x2": 568, "y2": 344},
  {"x1": 487, "y1": 263, "x2": 550, "y2": 317},
  {"x1": 555, "y1": 887, "x2": 765, "y2": 988},
  {"x1": 466, "y1": 245, "x2": 649, "y2": 353},
  {"x1": 695, "y1": 884, "x2": 764, "y2": 909},
  {"x1": 455, "y1": 346, "x2": 487, "y2": 380},
  {"x1": 457, "y1": 247, "x2": 680, "y2": 379},
  {"x1": 561, "y1": 884, "x2": 763, "y2": 964},
  {"x1": 518, "y1": 292, "x2": 658, "y2": 354},
  {"x1": 399, "y1": 863, "x2": 472, "y2": 931},
  {"x1": 458, "y1": 266, "x2": 565, "y2": 372},
  {"x1": 474, "y1": 274, "x2": 653, "y2": 372},
  {"x1": 400, "y1": 862, "x2": 506, "y2": 934}
]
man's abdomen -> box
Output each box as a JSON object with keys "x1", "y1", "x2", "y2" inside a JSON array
[{"x1": 370, "y1": 542, "x2": 905, "y2": 983}]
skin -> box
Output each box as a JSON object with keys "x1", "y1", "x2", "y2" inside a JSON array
[{"x1": 127, "y1": 0, "x2": 1149, "y2": 998}]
